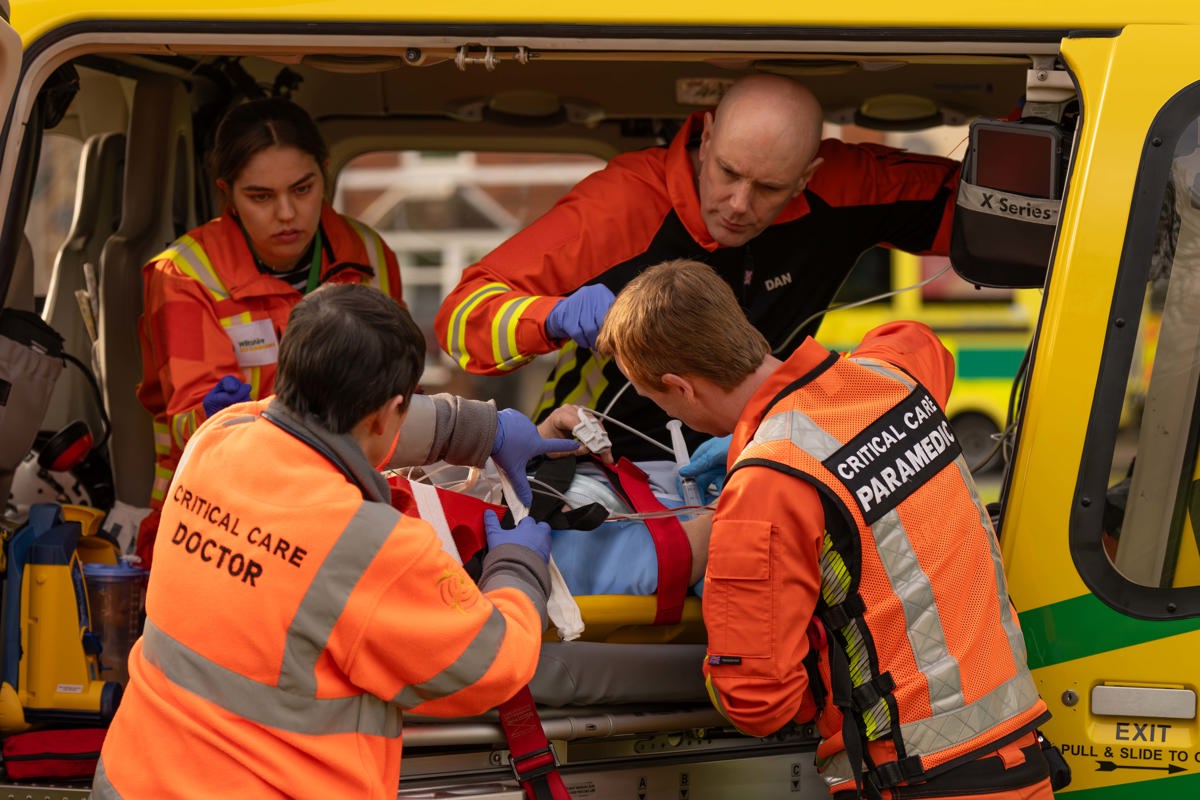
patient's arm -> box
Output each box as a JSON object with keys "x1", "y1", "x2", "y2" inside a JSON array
[
  {"x1": 682, "y1": 513, "x2": 713, "y2": 585},
  {"x1": 537, "y1": 404, "x2": 614, "y2": 464}
]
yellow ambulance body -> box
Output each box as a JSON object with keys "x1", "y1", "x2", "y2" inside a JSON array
[{"x1": 2, "y1": 1, "x2": 1200, "y2": 797}]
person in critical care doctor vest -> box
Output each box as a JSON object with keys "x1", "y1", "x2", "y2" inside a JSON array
[
  {"x1": 595, "y1": 258, "x2": 1056, "y2": 800},
  {"x1": 94, "y1": 284, "x2": 561, "y2": 799}
]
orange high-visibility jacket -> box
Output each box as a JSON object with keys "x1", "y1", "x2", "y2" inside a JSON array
[
  {"x1": 137, "y1": 204, "x2": 403, "y2": 513},
  {"x1": 93, "y1": 398, "x2": 549, "y2": 799},
  {"x1": 434, "y1": 111, "x2": 958, "y2": 460},
  {"x1": 703, "y1": 321, "x2": 1048, "y2": 792}
]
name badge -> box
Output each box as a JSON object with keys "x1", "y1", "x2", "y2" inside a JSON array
[{"x1": 224, "y1": 318, "x2": 278, "y2": 368}]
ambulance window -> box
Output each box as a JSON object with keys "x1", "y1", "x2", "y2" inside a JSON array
[
  {"x1": 1098, "y1": 113, "x2": 1200, "y2": 595},
  {"x1": 333, "y1": 149, "x2": 604, "y2": 407},
  {"x1": 25, "y1": 132, "x2": 83, "y2": 311}
]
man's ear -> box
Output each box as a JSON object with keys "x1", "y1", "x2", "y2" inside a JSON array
[
  {"x1": 661, "y1": 373, "x2": 697, "y2": 401},
  {"x1": 369, "y1": 395, "x2": 407, "y2": 434},
  {"x1": 794, "y1": 156, "x2": 825, "y2": 196},
  {"x1": 698, "y1": 111, "x2": 715, "y2": 163}
]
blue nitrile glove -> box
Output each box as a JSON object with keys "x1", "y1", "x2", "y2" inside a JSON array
[
  {"x1": 678, "y1": 434, "x2": 732, "y2": 500},
  {"x1": 484, "y1": 509, "x2": 552, "y2": 563},
  {"x1": 202, "y1": 375, "x2": 252, "y2": 418},
  {"x1": 491, "y1": 408, "x2": 578, "y2": 507},
  {"x1": 544, "y1": 284, "x2": 616, "y2": 350}
]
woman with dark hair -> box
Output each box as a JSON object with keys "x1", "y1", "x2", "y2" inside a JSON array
[{"x1": 135, "y1": 98, "x2": 577, "y2": 566}]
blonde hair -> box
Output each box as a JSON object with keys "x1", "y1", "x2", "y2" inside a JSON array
[{"x1": 596, "y1": 259, "x2": 769, "y2": 391}]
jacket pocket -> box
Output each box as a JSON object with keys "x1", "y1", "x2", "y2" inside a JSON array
[{"x1": 705, "y1": 519, "x2": 773, "y2": 660}]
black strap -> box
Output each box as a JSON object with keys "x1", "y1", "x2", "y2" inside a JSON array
[
  {"x1": 827, "y1": 637, "x2": 873, "y2": 799},
  {"x1": 850, "y1": 672, "x2": 896, "y2": 712},
  {"x1": 822, "y1": 595, "x2": 866, "y2": 630},
  {"x1": 502, "y1": 456, "x2": 608, "y2": 531}
]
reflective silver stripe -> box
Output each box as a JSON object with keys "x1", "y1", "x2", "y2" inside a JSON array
[
  {"x1": 815, "y1": 673, "x2": 1042, "y2": 783},
  {"x1": 749, "y1": 408, "x2": 840, "y2": 460},
  {"x1": 392, "y1": 607, "x2": 508, "y2": 709},
  {"x1": 871, "y1": 508, "x2": 964, "y2": 714},
  {"x1": 817, "y1": 750, "x2": 857, "y2": 790},
  {"x1": 141, "y1": 617, "x2": 402, "y2": 737},
  {"x1": 92, "y1": 757, "x2": 120, "y2": 798},
  {"x1": 280, "y1": 502, "x2": 399, "y2": 695},
  {"x1": 851, "y1": 357, "x2": 916, "y2": 389},
  {"x1": 899, "y1": 668, "x2": 1042, "y2": 755}
]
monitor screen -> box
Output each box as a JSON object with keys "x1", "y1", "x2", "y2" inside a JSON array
[{"x1": 971, "y1": 123, "x2": 1060, "y2": 199}]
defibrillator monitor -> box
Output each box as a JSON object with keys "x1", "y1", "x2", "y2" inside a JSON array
[
  {"x1": 968, "y1": 121, "x2": 1063, "y2": 200},
  {"x1": 951, "y1": 118, "x2": 1067, "y2": 289}
]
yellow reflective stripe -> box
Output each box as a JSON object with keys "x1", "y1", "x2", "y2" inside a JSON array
[
  {"x1": 531, "y1": 346, "x2": 611, "y2": 418},
  {"x1": 171, "y1": 408, "x2": 199, "y2": 450},
  {"x1": 819, "y1": 534, "x2": 891, "y2": 740},
  {"x1": 447, "y1": 282, "x2": 508, "y2": 369},
  {"x1": 153, "y1": 421, "x2": 171, "y2": 455},
  {"x1": 245, "y1": 365, "x2": 263, "y2": 399},
  {"x1": 344, "y1": 218, "x2": 389, "y2": 295},
  {"x1": 151, "y1": 465, "x2": 173, "y2": 502},
  {"x1": 490, "y1": 295, "x2": 540, "y2": 370},
  {"x1": 561, "y1": 351, "x2": 610, "y2": 407},
  {"x1": 162, "y1": 234, "x2": 230, "y2": 301},
  {"x1": 705, "y1": 672, "x2": 733, "y2": 724},
  {"x1": 533, "y1": 348, "x2": 578, "y2": 420},
  {"x1": 219, "y1": 311, "x2": 253, "y2": 328}
]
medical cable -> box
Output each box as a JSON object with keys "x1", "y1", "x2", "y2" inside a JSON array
[
  {"x1": 584, "y1": 407, "x2": 675, "y2": 456},
  {"x1": 528, "y1": 477, "x2": 576, "y2": 508},
  {"x1": 771, "y1": 262, "x2": 953, "y2": 356},
  {"x1": 528, "y1": 478, "x2": 713, "y2": 523},
  {"x1": 600, "y1": 378, "x2": 633, "y2": 416}
]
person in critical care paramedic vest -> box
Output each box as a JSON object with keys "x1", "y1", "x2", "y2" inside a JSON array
[
  {"x1": 596, "y1": 259, "x2": 1055, "y2": 800},
  {"x1": 136, "y1": 97, "x2": 406, "y2": 568},
  {"x1": 94, "y1": 284, "x2": 564, "y2": 799}
]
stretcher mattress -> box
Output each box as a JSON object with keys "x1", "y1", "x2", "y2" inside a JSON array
[{"x1": 529, "y1": 640, "x2": 708, "y2": 707}]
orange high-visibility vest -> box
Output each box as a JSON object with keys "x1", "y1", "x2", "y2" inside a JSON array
[
  {"x1": 93, "y1": 399, "x2": 547, "y2": 799},
  {"x1": 730, "y1": 347, "x2": 1048, "y2": 792}
]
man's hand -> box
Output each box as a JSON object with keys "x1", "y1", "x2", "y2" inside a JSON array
[
  {"x1": 203, "y1": 375, "x2": 252, "y2": 418},
  {"x1": 545, "y1": 284, "x2": 616, "y2": 350},
  {"x1": 678, "y1": 434, "x2": 732, "y2": 500},
  {"x1": 483, "y1": 509, "x2": 552, "y2": 563},
  {"x1": 492, "y1": 408, "x2": 579, "y2": 506}
]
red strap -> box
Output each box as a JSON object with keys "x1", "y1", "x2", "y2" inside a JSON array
[
  {"x1": 387, "y1": 476, "x2": 503, "y2": 562},
  {"x1": 496, "y1": 687, "x2": 572, "y2": 800},
  {"x1": 599, "y1": 458, "x2": 692, "y2": 625}
]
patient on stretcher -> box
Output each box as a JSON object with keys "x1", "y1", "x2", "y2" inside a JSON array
[
  {"x1": 534, "y1": 404, "x2": 712, "y2": 597},
  {"x1": 399, "y1": 404, "x2": 713, "y2": 598}
]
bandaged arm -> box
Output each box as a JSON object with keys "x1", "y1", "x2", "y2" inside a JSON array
[{"x1": 388, "y1": 393, "x2": 499, "y2": 469}]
